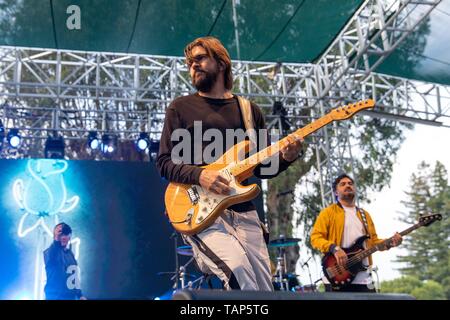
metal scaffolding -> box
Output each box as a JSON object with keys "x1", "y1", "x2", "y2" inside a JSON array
[
  {"x1": 0, "y1": 0, "x2": 449, "y2": 205},
  {"x1": 313, "y1": 0, "x2": 445, "y2": 205}
]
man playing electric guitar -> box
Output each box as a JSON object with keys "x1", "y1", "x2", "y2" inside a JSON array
[
  {"x1": 310, "y1": 174, "x2": 402, "y2": 292},
  {"x1": 157, "y1": 36, "x2": 303, "y2": 291}
]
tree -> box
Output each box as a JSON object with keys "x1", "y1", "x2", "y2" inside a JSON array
[
  {"x1": 380, "y1": 276, "x2": 423, "y2": 295},
  {"x1": 411, "y1": 280, "x2": 446, "y2": 300},
  {"x1": 395, "y1": 161, "x2": 450, "y2": 298}
]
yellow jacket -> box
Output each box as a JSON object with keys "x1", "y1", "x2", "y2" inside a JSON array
[{"x1": 310, "y1": 203, "x2": 386, "y2": 265}]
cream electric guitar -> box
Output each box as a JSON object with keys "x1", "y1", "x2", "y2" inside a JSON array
[{"x1": 165, "y1": 99, "x2": 375, "y2": 235}]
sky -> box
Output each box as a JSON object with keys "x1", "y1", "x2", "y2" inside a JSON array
[{"x1": 295, "y1": 123, "x2": 450, "y2": 287}]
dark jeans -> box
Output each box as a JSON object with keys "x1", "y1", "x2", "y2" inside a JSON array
[{"x1": 325, "y1": 284, "x2": 376, "y2": 293}]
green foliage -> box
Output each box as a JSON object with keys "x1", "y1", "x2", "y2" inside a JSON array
[
  {"x1": 380, "y1": 276, "x2": 423, "y2": 294},
  {"x1": 411, "y1": 280, "x2": 446, "y2": 300},
  {"x1": 381, "y1": 276, "x2": 446, "y2": 300}
]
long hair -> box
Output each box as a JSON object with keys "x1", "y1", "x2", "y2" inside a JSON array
[{"x1": 184, "y1": 36, "x2": 233, "y2": 90}]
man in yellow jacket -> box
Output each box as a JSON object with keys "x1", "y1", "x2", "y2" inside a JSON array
[{"x1": 310, "y1": 174, "x2": 402, "y2": 292}]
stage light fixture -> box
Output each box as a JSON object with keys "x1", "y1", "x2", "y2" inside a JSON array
[
  {"x1": 44, "y1": 135, "x2": 65, "y2": 159},
  {"x1": 7, "y1": 128, "x2": 21, "y2": 148},
  {"x1": 148, "y1": 139, "x2": 160, "y2": 161},
  {"x1": 136, "y1": 132, "x2": 150, "y2": 151},
  {"x1": 87, "y1": 131, "x2": 100, "y2": 150},
  {"x1": 101, "y1": 134, "x2": 117, "y2": 154},
  {"x1": 149, "y1": 139, "x2": 160, "y2": 154}
]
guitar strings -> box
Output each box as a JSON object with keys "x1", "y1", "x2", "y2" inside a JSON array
[
  {"x1": 327, "y1": 244, "x2": 384, "y2": 276},
  {"x1": 327, "y1": 249, "x2": 374, "y2": 276}
]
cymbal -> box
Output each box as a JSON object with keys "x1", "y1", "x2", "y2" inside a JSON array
[
  {"x1": 268, "y1": 237, "x2": 301, "y2": 247},
  {"x1": 176, "y1": 245, "x2": 193, "y2": 256}
]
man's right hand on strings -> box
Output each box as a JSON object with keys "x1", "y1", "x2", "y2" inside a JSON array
[
  {"x1": 333, "y1": 247, "x2": 348, "y2": 266},
  {"x1": 199, "y1": 169, "x2": 232, "y2": 195}
]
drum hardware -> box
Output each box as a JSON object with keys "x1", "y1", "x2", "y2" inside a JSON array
[
  {"x1": 269, "y1": 235, "x2": 301, "y2": 291},
  {"x1": 158, "y1": 231, "x2": 197, "y2": 290}
]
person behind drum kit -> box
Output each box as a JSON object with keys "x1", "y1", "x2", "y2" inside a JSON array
[
  {"x1": 156, "y1": 36, "x2": 304, "y2": 290},
  {"x1": 310, "y1": 174, "x2": 402, "y2": 292}
]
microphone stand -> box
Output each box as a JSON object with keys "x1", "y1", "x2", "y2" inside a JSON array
[
  {"x1": 301, "y1": 256, "x2": 315, "y2": 292},
  {"x1": 171, "y1": 231, "x2": 179, "y2": 289}
]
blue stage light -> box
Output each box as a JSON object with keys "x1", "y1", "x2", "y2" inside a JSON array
[
  {"x1": 136, "y1": 132, "x2": 150, "y2": 151},
  {"x1": 87, "y1": 131, "x2": 99, "y2": 150},
  {"x1": 101, "y1": 134, "x2": 117, "y2": 155},
  {"x1": 7, "y1": 128, "x2": 21, "y2": 148}
]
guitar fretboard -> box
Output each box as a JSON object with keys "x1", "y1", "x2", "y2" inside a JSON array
[
  {"x1": 350, "y1": 223, "x2": 422, "y2": 264},
  {"x1": 230, "y1": 114, "x2": 334, "y2": 176}
]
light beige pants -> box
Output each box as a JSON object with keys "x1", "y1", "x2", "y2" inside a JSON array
[{"x1": 184, "y1": 209, "x2": 273, "y2": 291}]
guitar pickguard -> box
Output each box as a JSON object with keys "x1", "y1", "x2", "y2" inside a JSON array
[{"x1": 191, "y1": 167, "x2": 252, "y2": 225}]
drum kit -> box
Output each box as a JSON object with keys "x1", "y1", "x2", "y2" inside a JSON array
[
  {"x1": 158, "y1": 233, "x2": 317, "y2": 292},
  {"x1": 269, "y1": 235, "x2": 302, "y2": 291}
]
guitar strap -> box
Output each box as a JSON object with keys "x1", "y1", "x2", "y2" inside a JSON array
[
  {"x1": 236, "y1": 95, "x2": 269, "y2": 240},
  {"x1": 236, "y1": 95, "x2": 257, "y2": 144},
  {"x1": 357, "y1": 207, "x2": 370, "y2": 237}
]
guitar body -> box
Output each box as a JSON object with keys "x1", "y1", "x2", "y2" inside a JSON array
[
  {"x1": 165, "y1": 140, "x2": 261, "y2": 235},
  {"x1": 322, "y1": 236, "x2": 369, "y2": 289}
]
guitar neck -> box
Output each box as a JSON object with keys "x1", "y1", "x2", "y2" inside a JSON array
[
  {"x1": 230, "y1": 113, "x2": 334, "y2": 176},
  {"x1": 354, "y1": 223, "x2": 421, "y2": 261}
]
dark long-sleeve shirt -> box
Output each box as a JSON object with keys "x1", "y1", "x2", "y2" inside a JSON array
[
  {"x1": 156, "y1": 93, "x2": 294, "y2": 212},
  {"x1": 43, "y1": 241, "x2": 83, "y2": 300}
]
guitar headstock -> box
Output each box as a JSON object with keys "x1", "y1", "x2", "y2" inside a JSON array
[
  {"x1": 330, "y1": 99, "x2": 375, "y2": 120},
  {"x1": 419, "y1": 213, "x2": 442, "y2": 227}
]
